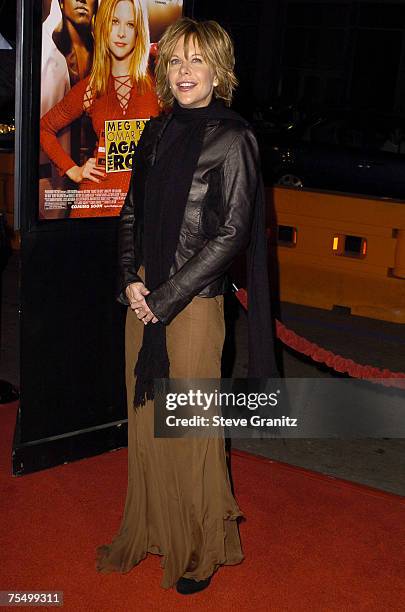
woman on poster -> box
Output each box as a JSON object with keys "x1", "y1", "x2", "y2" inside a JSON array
[
  {"x1": 40, "y1": 0, "x2": 160, "y2": 218},
  {"x1": 95, "y1": 17, "x2": 278, "y2": 594}
]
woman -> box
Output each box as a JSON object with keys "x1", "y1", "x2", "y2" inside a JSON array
[
  {"x1": 40, "y1": 0, "x2": 160, "y2": 217},
  {"x1": 96, "y1": 17, "x2": 278, "y2": 594}
]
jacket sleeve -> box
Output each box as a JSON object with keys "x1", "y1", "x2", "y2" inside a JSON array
[
  {"x1": 146, "y1": 127, "x2": 259, "y2": 323},
  {"x1": 116, "y1": 120, "x2": 152, "y2": 305}
]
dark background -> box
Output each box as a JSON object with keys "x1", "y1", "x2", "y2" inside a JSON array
[
  {"x1": 0, "y1": 0, "x2": 16, "y2": 120},
  {"x1": 196, "y1": 1, "x2": 405, "y2": 121},
  {"x1": 2, "y1": 1, "x2": 405, "y2": 120},
  {"x1": 0, "y1": 0, "x2": 15, "y2": 43}
]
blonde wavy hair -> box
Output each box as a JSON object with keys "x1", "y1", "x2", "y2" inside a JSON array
[
  {"x1": 89, "y1": 0, "x2": 152, "y2": 97},
  {"x1": 155, "y1": 17, "x2": 238, "y2": 108}
]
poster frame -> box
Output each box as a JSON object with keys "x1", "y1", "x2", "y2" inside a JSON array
[{"x1": 13, "y1": 0, "x2": 194, "y2": 475}]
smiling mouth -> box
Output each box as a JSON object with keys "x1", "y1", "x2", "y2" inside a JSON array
[
  {"x1": 177, "y1": 82, "x2": 197, "y2": 91},
  {"x1": 75, "y1": 7, "x2": 88, "y2": 13}
]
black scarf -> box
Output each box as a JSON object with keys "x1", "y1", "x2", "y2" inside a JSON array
[
  {"x1": 246, "y1": 175, "x2": 279, "y2": 378},
  {"x1": 133, "y1": 98, "x2": 278, "y2": 408}
]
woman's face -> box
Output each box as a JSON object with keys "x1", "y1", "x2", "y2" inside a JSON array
[
  {"x1": 108, "y1": 1, "x2": 136, "y2": 62},
  {"x1": 168, "y1": 35, "x2": 218, "y2": 108}
]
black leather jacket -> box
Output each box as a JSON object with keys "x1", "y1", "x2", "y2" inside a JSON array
[{"x1": 117, "y1": 111, "x2": 261, "y2": 325}]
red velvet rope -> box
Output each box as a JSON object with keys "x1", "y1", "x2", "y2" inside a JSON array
[{"x1": 235, "y1": 288, "x2": 405, "y2": 389}]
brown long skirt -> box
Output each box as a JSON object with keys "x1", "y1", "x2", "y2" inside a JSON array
[{"x1": 96, "y1": 295, "x2": 244, "y2": 589}]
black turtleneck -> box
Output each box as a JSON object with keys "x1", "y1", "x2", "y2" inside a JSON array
[{"x1": 156, "y1": 98, "x2": 220, "y2": 163}]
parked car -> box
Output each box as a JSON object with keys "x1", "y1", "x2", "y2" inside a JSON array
[{"x1": 255, "y1": 108, "x2": 405, "y2": 200}]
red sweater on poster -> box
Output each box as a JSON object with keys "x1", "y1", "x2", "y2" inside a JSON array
[{"x1": 40, "y1": 75, "x2": 160, "y2": 218}]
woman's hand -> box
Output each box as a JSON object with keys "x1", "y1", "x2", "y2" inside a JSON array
[
  {"x1": 126, "y1": 282, "x2": 158, "y2": 324},
  {"x1": 66, "y1": 158, "x2": 106, "y2": 184}
]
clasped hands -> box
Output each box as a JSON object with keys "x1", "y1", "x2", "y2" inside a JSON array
[{"x1": 126, "y1": 282, "x2": 158, "y2": 325}]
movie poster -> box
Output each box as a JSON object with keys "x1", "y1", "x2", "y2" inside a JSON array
[{"x1": 39, "y1": 0, "x2": 183, "y2": 219}]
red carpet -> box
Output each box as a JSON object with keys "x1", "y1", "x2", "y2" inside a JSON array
[{"x1": 1, "y1": 402, "x2": 404, "y2": 611}]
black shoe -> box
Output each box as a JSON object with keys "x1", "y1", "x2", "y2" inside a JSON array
[{"x1": 176, "y1": 576, "x2": 211, "y2": 595}]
